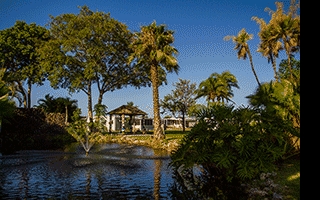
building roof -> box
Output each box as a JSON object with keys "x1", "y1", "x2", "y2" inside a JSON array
[{"x1": 107, "y1": 105, "x2": 147, "y2": 116}]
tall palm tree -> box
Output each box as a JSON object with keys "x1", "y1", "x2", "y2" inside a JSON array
[
  {"x1": 129, "y1": 21, "x2": 179, "y2": 140},
  {"x1": 252, "y1": 17, "x2": 283, "y2": 81},
  {"x1": 196, "y1": 71, "x2": 239, "y2": 105},
  {"x1": 224, "y1": 28, "x2": 261, "y2": 87},
  {"x1": 263, "y1": 0, "x2": 300, "y2": 80}
]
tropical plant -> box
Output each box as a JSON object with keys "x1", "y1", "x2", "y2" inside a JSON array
[
  {"x1": 67, "y1": 108, "x2": 105, "y2": 155},
  {"x1": 196, "y1": 70, "x2": 239, "y2": 105},
  {"x1": 36, "y1": 94, "x2": 78, "y2": 124},
  {"x1": 128, "y1": 21, "x2": 179, "y2": 140},
  {"x1": 39, "y1": 6, "x2": 134, "y2": 124},
  {"x1": 246, "y1": 58, "x2": 300, "y2": 152},
  {"x1": 224, "y1": 28, "x2": 261, "y2": 86},
  {"x1": 252, "y1": 17, "x2": 283, "y2": 81},
  {"x1": 169, "y1": 104, "x2": 297, "y2": 199},
  {"x1": 0, "y1": 69, "x2": 15, "y2": 124},
  {"x1": 256, "y1": 0, "x2": 300, "y2": 80},
  {"x1": 0, "y1": 21, "x2": 49, "y2": 108},
  {"x1": 160, "y1": 78, "x2": 197, "y2": 132}
]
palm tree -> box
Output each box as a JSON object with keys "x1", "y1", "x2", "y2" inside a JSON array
[
  {"x1": 224, "y1": 28, "x2": 261, "y2": 87},
  {"x1": 129, "y1": 21, "x2": 179, "y2": 140},
  {"x1": 56, "y1": 97, "x2": 78, "y2": 124},
  {"x1": 36, "y1": 94, "x2": 78, "y2": 124},
  {"x1": 36, "y1": 94, "x2": 56, "y2": 113},
  {"x1": 263, "y1": 0, "x2": 300, "y2": 80},
  {"x1": 196, "y1": 71, "x2": 239, "y2": 105},
  {"x1": 252, "y1": 17, "x2": 283, "y2": 81}
]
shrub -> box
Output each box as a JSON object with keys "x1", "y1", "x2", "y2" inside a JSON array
[{"x1": 169, "y1": 104, "x2": 297, "y2": 199}]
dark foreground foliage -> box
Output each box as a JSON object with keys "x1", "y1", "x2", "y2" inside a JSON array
[
  {"x1": 169, "y1": 104, "x2": 299, "y2": 199},
  {"x1": 0, "y1": 108, "x2": 75, "y2": 154}
]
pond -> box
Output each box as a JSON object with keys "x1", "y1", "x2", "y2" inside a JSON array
[{"x1": 0, "y1": 143, "x2": 175, "y2": 199}]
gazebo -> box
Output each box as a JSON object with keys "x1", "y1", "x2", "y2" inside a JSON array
[{"x1": 106, "y1": 105, "x2": 147, "y2": 133}]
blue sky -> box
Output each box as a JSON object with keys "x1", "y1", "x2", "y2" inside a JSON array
[{"x1": 0, "y1": 0, "x2": 291, "y2": 117}]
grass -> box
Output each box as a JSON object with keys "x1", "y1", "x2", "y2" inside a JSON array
[{"x1": 274, "y1": 156, "x2": 300, "y2": 200}]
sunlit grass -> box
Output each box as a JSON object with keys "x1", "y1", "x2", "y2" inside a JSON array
[{"x1": 274, "y1": 157, "x2": 300, "y2": 200}]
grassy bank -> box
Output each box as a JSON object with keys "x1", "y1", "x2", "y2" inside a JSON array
[{"x1": 274, "y1": 156, "x2": 300, "y2": 200}]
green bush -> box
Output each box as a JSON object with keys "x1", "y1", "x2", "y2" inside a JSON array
[{"x1": 169, "y1": 104, "x2": 297, "y2": 199}]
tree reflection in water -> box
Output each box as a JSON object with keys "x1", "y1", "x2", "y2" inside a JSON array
[{"x1": 0, "y1": 144, "x2": 174, "y2": 199}]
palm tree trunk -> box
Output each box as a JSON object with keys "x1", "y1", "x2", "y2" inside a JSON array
[
  {"x1": 97, "y1": 91, "x2": 103, "y2": 106},
  {"x1": 269, "y1": 52, "x2": 279, "y2": 81},
  {"x1": 182, "y1": 111, "x2": 185, "y2": 132},
  {"x1": 284, "y1": 40, "x2": 293, "y2": 80},
  {"x1": 65, "y1": 105, "x2": 68, "y2": 125},
  {"x1": 150, "y1": 65, "x2": 165, "y2": 140},
  {"x1": 247, "y1": 47, "x2": 261, "y2": 87}
]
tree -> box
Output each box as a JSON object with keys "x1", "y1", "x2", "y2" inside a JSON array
[
  {"x1": 128, "y1": 21, "x2": 179, "y2": 140},
  {"x1": 35, "y1": 94, "x2": 78, "y2": 124},
  {"x1": 56, "y1": 97, "x2": 78, "y2": 124},
  {"x1": 0, "y1": 21, "x2": 49, "y2": 108},
  {"x1": 0, "y1": 69, "x2": 15, "y2": 125},
  {"x1": 246, "y1": 58, "x2": 300, "y2": 151},
  {"x1": 224, "y1": 28, "x2": 261, "y2": 86},
  {"x1": 196, "y1": 71, "x2": 239, "y2": 105},
  {"x1": 160, "y1": 78, "x2": 197, "y2": 132},
  {"x1": 39, "y1": 6, "x2": 134, "y2": 124},
  {"x1": 252, "y1": 0, "x2": 300, "y2": 81},
  {"x1": 252, "y1": 18, "x2": 283, "y2": 81}
]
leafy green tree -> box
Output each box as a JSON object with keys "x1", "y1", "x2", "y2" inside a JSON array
[
  {"x1": 160, "y1": 78, "x2": 197, "y2": 132},
  {"x1": 224, "y1": 28, "x2": 261, "y2": 86},
  {"x1": 128, "y1": 21, "x2": 179, "y2": 140},
  {"x1": 196, "y1": 71, "x2": 239, "y2": 105},
  {"x1": 247, "y1": 58, "x2": 300, "y2": 151},
  {"x1": 169, "y1": 104, "x2": 296, "y2": 199},
  {"x1": 39, "y1": 6, "x2": 134, "y2": 123},
  {"x1": 93, "y1": 103, "x2": 108, "y2": 125},
  {"x1": 0, "y1": 21, "x2": 49, "y2": 108},
  {"x1": 67, "y1": 108, "x2": 105, "y2": 155}
]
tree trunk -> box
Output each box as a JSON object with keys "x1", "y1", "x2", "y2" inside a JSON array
[
  {"x1": 87, "y1": 82, "x2": 93, "y2": 132},
  {"x1": 150, "y1": 65, "x2": 165, "y2": 140},
  {"x1": 17, "y1": 81, "x2": 27, "y2": 108},
  {"x1": 65, "y1": 105, "x2": 68, "y2": 125},
  {"x1": 247, "y1": 47, "x2": 261, "y2": 87},
  {"x1": 269, "y1": 52, "x2": 279, "y2": 81},
  {"x1": 27, "y1": 80, "x2": 32, "y2": 108},
  {"x1": 97, "y1": 91, "x2": 103, "y2": 106},
  {"x1": 283, "y1": 37, "x2": 293, "y2": 80},
  {"x1": 182, "y1": 111, "x2": 185, "y2": 132}
]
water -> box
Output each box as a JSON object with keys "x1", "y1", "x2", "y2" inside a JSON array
[{"x1": 0, "y1": 143, "x2": 174, "y2": 199}]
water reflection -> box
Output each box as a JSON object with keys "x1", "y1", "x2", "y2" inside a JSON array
[{"x1": 0, "y1": 143, "x2": 174, "y2": 199}]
